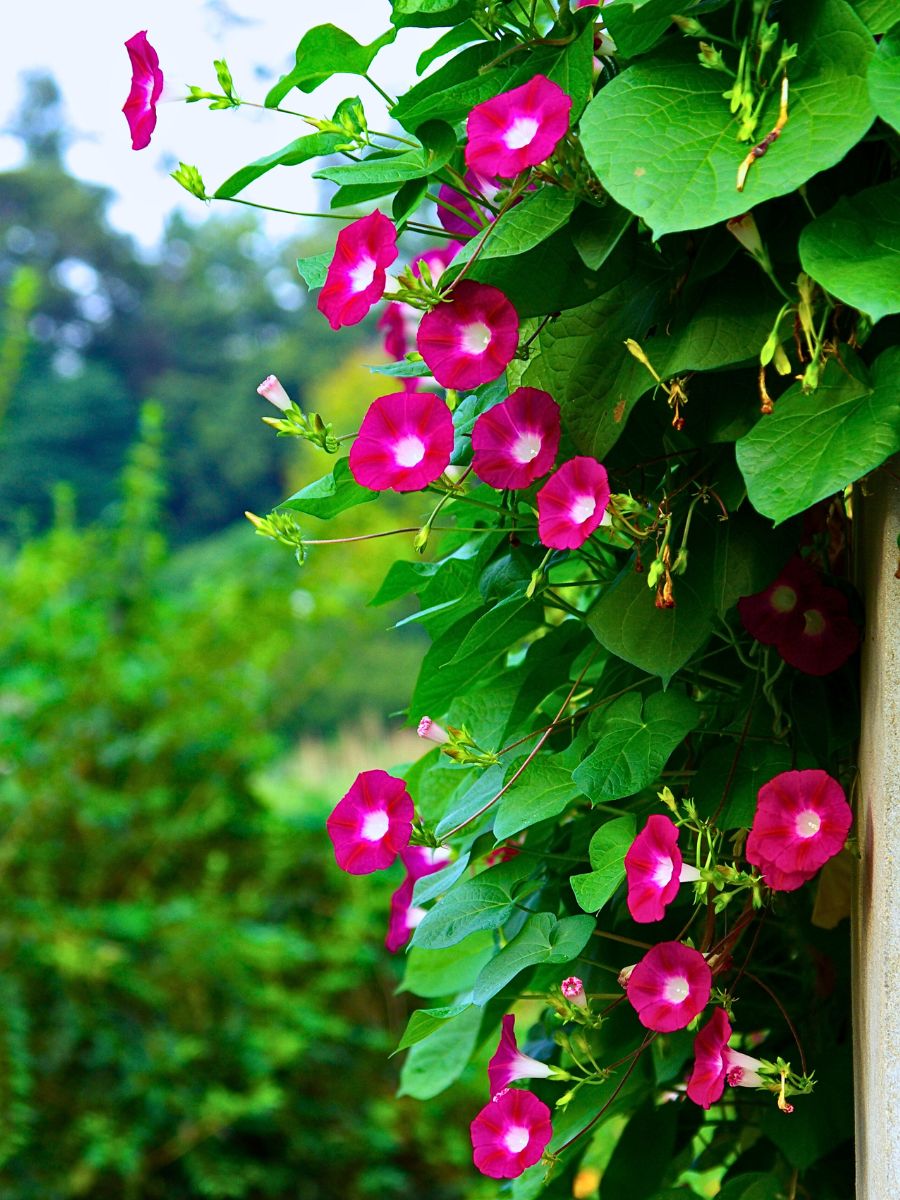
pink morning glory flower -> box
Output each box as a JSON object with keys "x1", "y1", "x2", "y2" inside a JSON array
[
  {"x1": 122, "y1": 31, "x2": 164, "y2": 151},
  {"x1": 745, "y1": 769, "x2": 852, "y2": 892},
  {"x1": 777, "y1": 588, "x2": 860, "y2": 676},
  {"x1": 417, "y1": 280, "x2": 519, "y2": 391},
  {"x1": 488, "y1": 1015, "x2": 555, "y2": 1097},
  {"x1": 400, "y1": 844, "x2": 452, "y2": 880},
  {"x1": 624, "y1": 815, "x2": 701, "y2": 924},
  {"x1": 349, "y1": 391, "x2": 454, "y2": 493},
  {"x1": 437, "y1": 170, "x2": 505, "y2": 238},
  {"x1": 257, "y1": 375, "x2": 292, "y2": 412},
  {"x1": 738, "y1": 558, "x2": 859, "y2": 676},
  {"x1": 377, "y1": 242, "x2": 463, "y2": 368},
  {"x1": 385, "y1": 877, "x2": 423, "y2": 953},
  {"x1": 536, "y1": 456, "x2": 610, "y2": 550},
  {"x1": 561, "y1": 976, "x2": 587, "y2": 1008},
  {"x1": 378, "y1": 304, "x2": 408, "y2": 363},
  {"x1": 317, "y1": 211, "x2": 398, "y2": 331},
  {"x1": 625, "y1": 941, "x2": 712, "y2": 1032},
  {"x1": 465, "y1": 75, "x2": 572, "y2": 179},
  {"x1": 470, "y1": 1087, "x2": 553, "y2": 1179},
  {"x1": 737, "y1": 557, "x2": 820, "y2": 646},
  {"x1": 471, "y1": 387, "x2": 561, "y2": 490},
  {"x1": 687, "y1": 1008, "x2": 764, "y2": 1109},
  {"x1": 326, "y1": 769, "x2": 414, "y2": 875},
  {"x1": 385, "y1": 846, "x2": 452, "y2": 954}
]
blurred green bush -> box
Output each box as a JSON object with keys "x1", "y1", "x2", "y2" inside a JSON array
[{"x1": 0, "y1": 407, "x2": 488, "y2": 1199}]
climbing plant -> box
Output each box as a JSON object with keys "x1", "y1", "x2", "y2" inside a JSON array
[{"x1": 130, "y1": 1, "x2": 898, "y2": 1195}]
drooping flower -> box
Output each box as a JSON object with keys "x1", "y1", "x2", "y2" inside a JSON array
[
  {"x1": 377, "y1": 243, "x2": 464, "y2": 372},
  {"x1": 471, "y1": 388, "x2": 561, "y2": 490},
  {"x1": 746, "y1": 769, "x2": 852, "y2": 892},
  {"x1": 417, "y1": 716, "x2": 449, "y2": 745},
  {"x1": 465, "y1": 75, "x2": 572, "y2": 179},
  {"x1": 536, "y1": 457, "x2": 610, "y2": 550},
  {"x1": 624, "y1": 815, "x2": 701, "y2": 924},
  {"x1": 625, "y1": 941, "x2": 712, "y2": 1032},
  {"x1": 561, "y1": 977, "x2": 588, "y2": 1009},
  {"x1": 417, "y1": 281, "x2": 519, "y2": 390},
  {"x1": 437, "y1": 171, "x2": 504, "y2": 238},
  {"x1": 737, "y1": 557, "x2": 821, "y2": 646},
  {"x1": 123, "y1": 31, "x2": 164, "y2": 151},
  {"x1": 687, "y1": 1008, "x2": 764, "y2": 1109},
  {"x1": 377, "y1": 303, "x2": 409, "y2": 363},
  {"x1": 257, "y1": 375, "x2": 292, "y2": 412},
  {"x1": 470, "y1": 1088, "x2": 553, "y2": 1179},
  {"x1": 411, "y1": 242, "x2": 463, "y2": 283},
  {"x1": 777, "y1": 588, "x2": 860, "y2": 676},
  {"x1": 399, "y1": 844, "x2": 452, "y2": 880},
  {"x1": 349, "y1": 391, "x2": 454, "y2": 493},
  {"x1": 488, "y1": 1015, "x2": 555, "y2": 1097},
  {"x1": 326, "y1": 769, "x2": 414, "y2": 875},
  {"x1": 385, "y1": 846, "x2": 452, "y2": 954},
  {"x1": 385, "y1": 877, "x2": 423, "y2": 953},
  {"x1": 317, "y1": 211, "x2": 398, "y2": 331}
]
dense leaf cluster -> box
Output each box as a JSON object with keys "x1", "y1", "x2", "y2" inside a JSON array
[{"x1": 172, "y1": 0, "x2": 896, "y2": 1195}]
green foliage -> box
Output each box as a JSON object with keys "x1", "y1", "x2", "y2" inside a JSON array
[
  {"x1": 0, "y1": 417, "x2": 486, "y2": 1199},
  {"x1": 798, "y1": 179, "x2": 900, "y2": 322},
  {"x1": 735, "y1": 348, "x2": 900, "y2": 523},
  {"x1": 580, "y1": 1, "x2": 875, "y2": 238},
  {"x1": 136, "y1": 0, "x2": 891, "y2": 1195},
  {"x1": 265, "y1": 25, "x2": 396, "y2": 105}
]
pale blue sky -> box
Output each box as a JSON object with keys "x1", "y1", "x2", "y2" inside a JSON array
[{"x1": 2, "y1": 1, "x2": 429, "y2": 247}]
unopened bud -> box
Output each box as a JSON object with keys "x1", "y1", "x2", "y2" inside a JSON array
[
  {"x1": 657, "y1": 786, "x2": 678, "y2": 814},
  {"x1": 417, "y1": 716, "x2": 449, "y2": 745},
  {"x1": 617, "y1": 963, "x2": 635, "y2": 989},
  {"x1": 171, "y1": 162, "x2": 207, "y2": 200},
  {"x1": 561, "y1": 976, "x2": 588, "y2": 1009},
  {"x1": 257, "y1": 375, "x2": 292, "y2": 412},
  {"x1": 726, "y1": 212, "x2": 764, "y2": 259},
  {"x1": 698, "y1": 41, "x2": 728, "y2": 71},
  {"x1": 672, "y1": 14, "x2": 703, "y2": 35}
]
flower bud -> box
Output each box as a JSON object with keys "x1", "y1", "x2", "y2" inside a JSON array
[
  {"x1": 726, "y1": 212, "x2": 764, "y2": 259},
  {"x1": 257, "y1": 375, "x2": 292, "y2": 412},
  {"x1": 561, "y1": 976, "x2": 588, "y2": 1009},
  {"x1": 417, "y1": 716, "x2": 449, "y2": 745}
]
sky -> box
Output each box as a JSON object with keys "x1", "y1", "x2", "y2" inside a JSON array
[{"x1": 1, "y1": 1, "x2": 430, "y2": 250}]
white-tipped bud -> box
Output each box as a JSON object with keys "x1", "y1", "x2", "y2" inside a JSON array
[
  {"x1": 257, "y1": 375, "x2": 292, "y2": 412},
  {"x1": 561, "y1": 976, "x2": 588, "y2": 1009},
  {"x1": 417, "y1": 716, "x2": 449, "y2": 744},
  {"x1": 726, "y1": 212, "x2": 764, "y2": 259}
]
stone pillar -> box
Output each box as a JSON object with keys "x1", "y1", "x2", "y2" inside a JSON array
[{"x1": 853, "y1": 464, "x2": 900, "y2": 1198}]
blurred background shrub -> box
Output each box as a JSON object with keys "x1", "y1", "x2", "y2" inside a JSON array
[{"x1": 0, "y1": 77, "x2": 490, "y2": 1198}]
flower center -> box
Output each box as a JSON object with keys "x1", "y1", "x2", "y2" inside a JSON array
[
  {"x1": 570, "y1": 495, "x2": 597, "y2": 525},
  {"x1": 503, "y1": 117, "x2": 539, "y2": 150},
  {"x1": 652, "y1": 857, "x2": 675, "y2": 889},
  {"x1": 360, "y1": 809, "x2": 390, "y2": 842},
  {"x1": 503, "y1": 1126, "x2": 530, "y2": 1154},
  {"x1": 771, "y1": 584, "x2": 797, "y2": 613},
  {"x1": 511, "y1": 432, "x2": 542, "y2": 464},
  {"x1": 394, "y1": 435, "x2": 426, "y2": 468},
  {"x1": 662, "y1": 975, "x2": 690, "y2": 1005},
  {"x1": 803, "y1": 607, "x2": 826, "y2": 636},
  {"x1": 460, "y1": 320, "x2": 492, "y2": 355},
  {"x1": 349, "y1": 256, "x2": 377, "y2": 294},
  {"x1": 795, "y1": 809, "x2": 822, "y2": 839}
]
